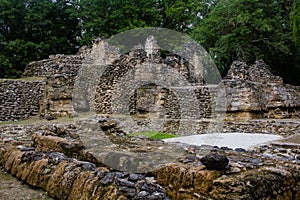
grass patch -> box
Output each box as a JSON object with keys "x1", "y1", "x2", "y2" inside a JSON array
[
  {"x1": 0, "y1": 112, "x2": 98, "y2": 126},
  {"x1": 128, "y1": 130, "x2": 176, "y2": 140},
  {"x1": 0, "y1": 115, "x2": 75, "y2": 126}
]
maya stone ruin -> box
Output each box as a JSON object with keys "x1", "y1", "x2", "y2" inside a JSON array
[{"x1": 0, "y1": 35, "x2": 300, "y2": 200}]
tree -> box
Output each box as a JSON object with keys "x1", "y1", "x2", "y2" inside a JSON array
[
  {"x1": 75, "y1": 0, "x2": 203, "y2": 45},
  {"x1": 0, "y1": 0, "x2": 27, "y2": 77},
  {"x1": 0, "y1": 0, "x2": 80, "y2": 78},
  {"x1": 191, "y1": 0, "x2": 298, "y2": 82},
  {"x1": 290, "y1": 0, "x2": 300, "y2": 48}
]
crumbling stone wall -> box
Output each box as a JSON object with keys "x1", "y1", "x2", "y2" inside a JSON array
[
  {"x1": 23, "y1": 54, "x2": 84, "y2": 118},
  {"x1": 23, "y1": 54, "x2": 85, "y2": 78},
  {"x1": 22, "y1": 39, "x2": 121, "y2": 119},
  {"x1": 39, "y1": 68, "x2": 81, "y2": 118},
  {"x1": 94, "y1": 48, "x2": 217, "y2": 120},
  {"x1": 224, "y1": 60, "x2": 300, "y2": 120},
  {"x1": 0, "y1": 79, "x2": 45, "y2": 121}
]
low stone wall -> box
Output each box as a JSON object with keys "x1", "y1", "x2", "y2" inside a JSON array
[
  {"x1": 222, "y1": 119, "x2": 300, "y2": 136},
  {"x1": 0, "y1": 79, "x2": 45, "y2": 121},
  {"x1": 0, "y1": 146, "x2": 169, "y2": 200},
  {"x1": 117, "y1": 117, "x2": 300, "y2": 137}
]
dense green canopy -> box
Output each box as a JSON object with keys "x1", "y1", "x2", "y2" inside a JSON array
[
  {"x1": 291, "y1": 0, "x2": 300, "y2": 57},
  {"x1": 0, "y1": 0, "x2": 299, "y2": 84},
  {"x1": 192, "y1": 0, "x2": 298, "y2": 77},
  {"x1": 0, "y1": 0, "x2": 80, "y2": 77}
]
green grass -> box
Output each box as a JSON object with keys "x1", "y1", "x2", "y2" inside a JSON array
[
  {"x1": 0, "y1": 115, "x2": 74, "y2": 126},
  {"x1": 0, "y1": 112, "x2": 96, "y2": 126},
  {"x1": 128, "y1": 130, "x2": 176, "y2": 140}
]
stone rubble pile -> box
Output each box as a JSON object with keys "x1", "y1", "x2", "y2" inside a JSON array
[
  {"x1": 23, "y1": 54, "x2": 84, "y2": 78},
  {"x1": 224, "y1": 60, "x2": 300, "y2": 119},
  {"x1": 251, "y1": 135, "x2": 300, "y2": 162},
  {"x1": 153, "y1": 148, "x2": 300, "y2": 200}
]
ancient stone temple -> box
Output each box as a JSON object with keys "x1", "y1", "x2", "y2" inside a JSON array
[{"x1": 1, "y1": 36, "x2": 300, "y2": 123}]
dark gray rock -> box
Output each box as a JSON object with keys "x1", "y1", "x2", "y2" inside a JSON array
[
  {"x1": 235, "y1": 148, "x2": 247, "y2": 152},
  {"x1": 128, "y1": 173, "x2": 146, "y2": 182},
  {"x1": 100, "y1": 173, "x2": 115, "y2": 185},
  {"x1": 119, "y1": 187, "x2": 137, "y2": 197},
  {"x1": 200, "y1": 153, "x2": 229, "y2": 170},
  {"x1": 137, "y1": 191, "x2": 149, "y2": 199},
  {"x1": 220, "y1": 146, "x2": 233, "y2": 151},
  {"x1": 116, "y1": 178, "x2": 135, "y2": 187}
]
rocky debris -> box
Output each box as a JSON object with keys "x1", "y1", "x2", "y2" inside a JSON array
[
  {"x1": 32, "y1": 134, "x2": 84, "y2": 157},
  {"x1": 0, "y1": 79, "x2": 45, "y2": 121},
  {"x1": 225, "y1": 60, "x2": 283, "y2": 83},
  {"x1": 0, "y1": 123, "x2": 79, "y2": 149},
  {"x1": 97, "y1": 117, "x2": 126, "y2": 136},
  {"x1": 45, "y1": 114, "x2": 57, "y2": 121},
  {"x1": 251, "y1": 135, "x2": 300, "y2": 163},
  {"x1": 23, "y1": 54, "x2": 84, "y2": 77},
  {"x1": 209, "y1": 165, "x2": 300, "y2": 200},
  {"x1": 153, "y1": 145, "x2": 300, "y2": 200},
  {"x1": 200, "y1": 153, "x2": 229, "y2": 170}
]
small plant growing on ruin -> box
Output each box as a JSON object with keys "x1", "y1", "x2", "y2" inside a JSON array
[{"x1": 128, "y1": 130, "x2": 176, "y2": 140}]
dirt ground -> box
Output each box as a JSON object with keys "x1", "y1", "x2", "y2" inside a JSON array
[
  {"x1": 0, "y1": 168, "x2": 53, "y2": 200},
  {"x1": 277, "y1": 134, "x2": 300, "y2": 144}
]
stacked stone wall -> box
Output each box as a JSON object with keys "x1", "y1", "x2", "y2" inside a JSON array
[{"x1": 0, "y1": 79, "x2": 45, "y2": 121}]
